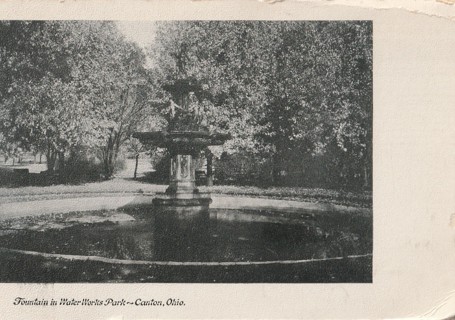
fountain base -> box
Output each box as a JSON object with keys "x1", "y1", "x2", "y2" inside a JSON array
[{"x1": 152, "y1": 192, "x2": 212, "y2": 207}]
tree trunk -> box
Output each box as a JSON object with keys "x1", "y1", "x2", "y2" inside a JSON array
[
  {"x1": 103, "y1": 137, "x2": 114, "y2": 179},
  {"x1": 271, "y1": 153, "x2": 281, "y2": 186},
  {"x1": 46, "y1": 147, "x2": 56, "y2": 172},
  {"x1": 103, "y1": 132, "x2": 122, "y2": 179},
  {"x1": 103, "y1": 150, "x2": 112, "y2": 179},
  {"x1": 104, "y1": 147, "x2": 118, "y2": 179},
  {"x1": 56, "y1": 151, "x2": 65, "y2": 172},
  {"x1": 39, "y1": 153, "x2": 42, "y2": 164},
  {"x1": 134, "y1": 154, "x2": 139, "y2": 179},
  {"x1": 206, "y1": 150, "x2": 213, "y2": 186},
  {"x1": 51, "y1": 151, "x2": 65, "y2": 183}
]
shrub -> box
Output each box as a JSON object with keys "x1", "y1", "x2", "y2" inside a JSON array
[
  {"x1": 0, "y1": 167, "x2": 16, "y2": 187},
  {"x1": 215, "y1": 152, "x2": 273, "y2": 187},
  {"x1": 62, "y1": 158, "x2": 103, "y2": 184},
  {"x1": 148, "y1": 151, "x2": 170, "y2": 183}
]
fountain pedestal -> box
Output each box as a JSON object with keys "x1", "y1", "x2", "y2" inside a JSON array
[
  {"x1": 155, "y1": 152, "x2": 212, "y2": 207},
  {"x1": 133, "y1": 131, "x2": 229, "y2": 208},
  {"x1": 167, "y1": 154, "x2": 197, "y2": 194}
]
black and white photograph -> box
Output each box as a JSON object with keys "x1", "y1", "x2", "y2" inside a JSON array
[
  {"x1": 1, "y1": 1, "x2": 455, "y2": 318},
  {"x1": 0, "y1": 20, "x2": 373, "y2": 283}
]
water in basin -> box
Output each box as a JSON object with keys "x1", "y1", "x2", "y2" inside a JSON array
[{"x1": 0, "y1": 208, "x2": 372, "y2": 263}]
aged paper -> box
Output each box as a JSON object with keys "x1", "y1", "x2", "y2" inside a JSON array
[{"x1": 0, "y1": 0, "x2": 454, "y2": 319}]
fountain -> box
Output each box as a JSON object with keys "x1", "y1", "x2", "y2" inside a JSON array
[{"x1": 133, "y1": 78, "x2": 229, "y2": 210}]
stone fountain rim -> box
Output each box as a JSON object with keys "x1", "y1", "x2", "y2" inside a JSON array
[
  {"x1": 0, "y1": 194, "x2": 371, "y2": 221},
  {"x1": 0, "y1": 247, "x2": 372, "y2": 267}
]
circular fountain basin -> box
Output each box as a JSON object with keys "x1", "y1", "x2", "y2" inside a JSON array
[{"x1": 0, "y1": 196, "x2": 372, "y2": 283}]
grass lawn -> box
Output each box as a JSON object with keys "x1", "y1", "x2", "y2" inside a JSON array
[
  {"x1": 0, "y1": 177, "x2": 371, "y2": 208},
  {"x1": 200, "y1": 185, "x2": 371, "y2": 208}
]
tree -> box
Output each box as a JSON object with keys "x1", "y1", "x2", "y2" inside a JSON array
[
  {"x1": 1, "y1": 21, "x2": 86, "y2": 171},
  {"x1": 95, "y1": 42, "x2": 153, "y2": 178},
  {"x1": 127, "y1": 137, "x2": 145, "y2": 179},
  {"x1": 149, "y1": 21, "x2": 372, "y2": 189},
  {"x1": 0, "y1": 21, "x2": 157, "y2": 179}
]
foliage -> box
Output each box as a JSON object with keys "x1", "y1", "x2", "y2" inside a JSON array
[
  {"x1": 149, "y1": 21, "x2": 372, "y2": 189},
  {"x1": 0, "y1": 21, "x2": 155, "y2": 178}
]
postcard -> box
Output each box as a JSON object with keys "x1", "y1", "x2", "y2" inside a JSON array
[{"x1": 0, "y1": 0, "x2": 454, "y2": 319}]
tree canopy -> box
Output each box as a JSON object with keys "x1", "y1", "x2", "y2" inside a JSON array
[{"x1": 149, "y1": 21, "x2": 372, "y2": 188}]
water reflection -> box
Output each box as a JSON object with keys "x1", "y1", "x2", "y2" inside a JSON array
[
  {"x1": 0, "y1": 207, "x2": 372, "y2": 262},
  {"x1": 152, "y1": 208, "x2": 211, "y2": 261}
]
